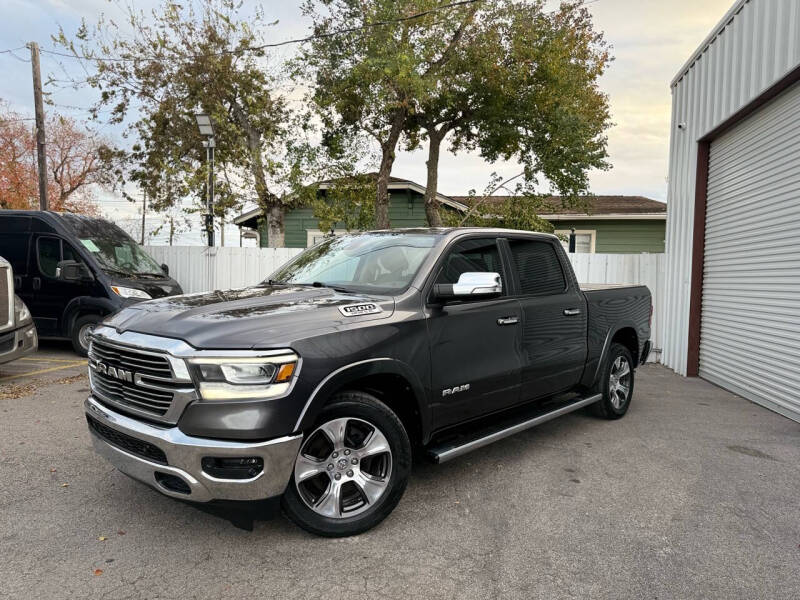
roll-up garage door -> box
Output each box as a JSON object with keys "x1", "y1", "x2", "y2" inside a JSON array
[{"x1": 700, "y1": 82, "x2": 800, "y2": 422}]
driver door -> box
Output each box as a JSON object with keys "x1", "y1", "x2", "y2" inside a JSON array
[{"x1": 426, "y1": 237, "x2": 523, "y2": 428}]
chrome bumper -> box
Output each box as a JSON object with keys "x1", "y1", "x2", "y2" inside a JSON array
[
  {"x1": 85, "y1": 396, "x2": 303, "y2": 502},
  {"x1": 0, "y1": 323, "x2": 37, "y2": 365}
]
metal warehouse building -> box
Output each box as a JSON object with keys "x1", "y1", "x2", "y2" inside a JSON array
[{"x1": 663, "y1": 0, "x2": 800, "y2": 421}]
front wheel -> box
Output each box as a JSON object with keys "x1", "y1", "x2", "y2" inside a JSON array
[
  {"x1": 590, "y1": 342, "x2": 635, "y2": 419},
  {"x1": 282, "y1": 391, "x2": 411, "y2": 537},
  {"x1": 71, "y1": 314, "x2": 102, "y2": 357}
]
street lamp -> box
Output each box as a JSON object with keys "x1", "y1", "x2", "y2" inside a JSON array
[{"x1": 195, "y1": 112, "x2": 215, "y2": 246}]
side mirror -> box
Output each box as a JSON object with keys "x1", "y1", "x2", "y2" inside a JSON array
[
  {"x1": 433, "y1": 272, "x2": 502, "y2": 301},
  {"x1": 56, "y1": 260, "x2": 93, "y2": 283},
  {"x1": 161, "y1": 263, "x2": 169, "y2": 276}
]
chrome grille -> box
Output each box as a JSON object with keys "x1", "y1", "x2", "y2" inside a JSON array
[{"x1": 89, "y1": 338, "x2": 191, "y2": 419}]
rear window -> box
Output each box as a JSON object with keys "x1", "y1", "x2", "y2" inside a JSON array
[{"x1": 508, "y1": 239, "x2": 566, "y2": 296}]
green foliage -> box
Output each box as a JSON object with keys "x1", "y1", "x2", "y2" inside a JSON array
[
  {"x1": 411, "y1": 0, "x2": 611, "y2": 226},
  {"x1": 311, "y1": 173, "x2": 376, "y2": 233},
  {"x1": 298, "y1": 0, "x2": 485, "y2": 227},
  {"x1": 53, "y1": 0, "x2": 298, "y2": 243}
]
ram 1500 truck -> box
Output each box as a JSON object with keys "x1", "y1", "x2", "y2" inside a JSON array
[{"x1": 85, "y1": 228, "x2": 651, "y2": 536}]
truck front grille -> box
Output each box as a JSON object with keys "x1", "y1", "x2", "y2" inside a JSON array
[
  {"x1": 0, "y1": 265, "x2": 12, "y2": 333},
  {"x1": 88, "y1": 338, "x2": 190, "y2": 419},
  {"x1": 87, "y1": 415, "x2": 168, "y2": 464}
]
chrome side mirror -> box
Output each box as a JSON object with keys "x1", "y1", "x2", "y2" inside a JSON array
[{"x1": 433, "y1": 272, "x2": 502, "y2": 300}]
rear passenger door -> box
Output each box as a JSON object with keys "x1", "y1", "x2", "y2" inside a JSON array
[
  {"x1": 426, "y1": 237, "x2": 523, "y2": 428},
  {"x1": 506, "y1": 238, "x2": 587, "y2": 400}
]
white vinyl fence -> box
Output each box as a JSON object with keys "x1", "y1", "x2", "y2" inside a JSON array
[{"x1": 146, "y1": 246, "x2": 665, "y2": 361}]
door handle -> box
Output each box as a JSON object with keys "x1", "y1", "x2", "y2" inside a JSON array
[
  {"x1": 497, "y1": 316, "x2": 519, "y2": 326},
  {"x1": 33, "y1": 277, "x2": 41, "y2": 291},
  {"x1": 563, "y1": 308, "x2": 581, "y2": 316}
]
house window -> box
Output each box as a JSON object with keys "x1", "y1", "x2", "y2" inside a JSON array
[
  {"x1": 555, "y1": 229, "x2": 596, "y2": 253},
  {"x1": 306, "y1": 229, "x2": 347, "y2": 247}
]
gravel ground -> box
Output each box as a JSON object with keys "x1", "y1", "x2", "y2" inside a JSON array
[{"x1": 1, "y1": 363, "x2": 798, "y2": 599}]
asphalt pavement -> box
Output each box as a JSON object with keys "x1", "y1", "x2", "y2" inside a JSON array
[{"x1": 1, "y1": 361, "x2": 798, "y2": 599}]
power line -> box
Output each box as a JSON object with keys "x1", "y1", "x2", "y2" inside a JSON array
[{"x1": 39, "y1": 0, "x2": 481, "y2": 63}]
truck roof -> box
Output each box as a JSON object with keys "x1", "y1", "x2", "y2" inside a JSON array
[{"x1": 360, "y1": 227, "x2": 560, "y2": 241}]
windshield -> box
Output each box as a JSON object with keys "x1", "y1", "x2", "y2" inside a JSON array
[
  {"x1": 269, "y1": 232, "x2": 441, "y2": 294},
  {"x1": 59, "y1": 214, "x2": 164, "y2": 278}
]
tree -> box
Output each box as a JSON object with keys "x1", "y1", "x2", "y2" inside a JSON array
[
  {"x1": 54, "y1": 0, "x2": 301, "y2": 246},
  {"x1": 0, "y1": 102, "x2": 114, "y2": 213},
  {"x1": 299, "y1": 0, "x2": 481, "y2": 229},
  {"x1": 412, "y1": 0, "x2": 611, "y2": 226}
]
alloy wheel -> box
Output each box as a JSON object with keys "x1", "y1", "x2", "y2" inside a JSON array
[
  {"x1": 294, "y1": 417, "x2": 392, "y2": 519},
  {"x1": 608, "y1": 356, "x2": 631, "y2": 409}
]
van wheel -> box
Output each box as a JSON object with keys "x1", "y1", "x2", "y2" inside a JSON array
[
  {"x1": 590, "y1": 342, "x2": 635, "y2": 419},
  {"x1": 71, "y1": 314, "x2": 101, "y2": 356},
  {"x1": 282, "y1": 391, "x2": 411, "y2": 537}
]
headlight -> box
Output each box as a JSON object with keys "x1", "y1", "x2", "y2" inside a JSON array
[
  {"x1": 14, "y1": 295, "x2": 31, "y2": 324},
  {"x1": 187, "y1": 352, "x2": 298, "y2": 400},
  {"x1": 111, "y1": 286, "x2": 151, "y2": 299}
]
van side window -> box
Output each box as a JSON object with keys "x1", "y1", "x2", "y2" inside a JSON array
[
  {"x1": 436, "y1": 238, "x2": 503, "y2": 291},
  {"x1": 508, "y1": 239, "x2": 566, "y2": 296},
  {"x1": 37, "y1": 237, "x2": 61, "y2": 278}
]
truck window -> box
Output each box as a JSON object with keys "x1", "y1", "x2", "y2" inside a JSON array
[
  {"x1": 508, "y1": 239, "x2": 566, "y2": 296},
  {"x1": 436, "y1": 238, "x2": 503, "y2": 288},
  {"x1": 37, "y1": 237, "x2": 62, "y2": 278},
  {"x1": 0, "y1": 233, "x2": 30, "y2": 275}
]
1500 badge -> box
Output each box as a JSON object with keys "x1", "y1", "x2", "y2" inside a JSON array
[
  {"x1": 442, "y1": 383, "x2": 470, "y2": 397},
  {"x1": 338, "y1": 303, "x2": 382, "y2": 317}
]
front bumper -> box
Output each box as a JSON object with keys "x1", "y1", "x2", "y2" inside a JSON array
[
  {"x1": 0, "y1": 323, "x2": 37, "y2": 365},
  {"x1": 85, "y1": 396, "x2": 303, "y2": 502}
]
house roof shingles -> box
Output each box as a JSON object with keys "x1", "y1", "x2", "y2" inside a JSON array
[{"x1": 449, "y1": 195, "x2": 666, "y2": 215}]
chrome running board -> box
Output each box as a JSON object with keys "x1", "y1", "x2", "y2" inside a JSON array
[{"x1": 428, "y1": 393, "x2": 602, "y2": 464}]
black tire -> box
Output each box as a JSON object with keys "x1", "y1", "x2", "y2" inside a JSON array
[
  {"x1": 71, "y1": 314, "x2": 102, "y2": 356},
  {"x1": 282, "y1": 391, "x2": 412, "y2": 537},
  {"x1": 590, "y1": 342, "x2": 635, "y2": 419}
]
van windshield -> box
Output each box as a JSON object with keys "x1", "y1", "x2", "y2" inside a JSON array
[
  {"x1": 268, "y1": 232, "x2": 441, "y2": 294},
  {"x1": 59, "y1": 214, "x2": 164, "y2": 278}
]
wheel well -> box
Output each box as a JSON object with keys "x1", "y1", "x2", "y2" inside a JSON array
[
  {"x1": 65, "y1": 309, "x2": 107, "y2": 336},
  {"x1": 611, "y1": 327, "x2": 639, "y2": 366},
  {"x1": 330, "y1": 374, "x2": 423, "y2": 448}
]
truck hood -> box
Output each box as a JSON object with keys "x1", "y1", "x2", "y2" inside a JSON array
[{"x1": 103, "y1": 284, "x2": 395, "y2": 349}]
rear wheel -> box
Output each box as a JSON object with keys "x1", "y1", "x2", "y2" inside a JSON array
[
  {"x1": 590, "y1": 342, "x2": 635, "y2": 419},
  {"x1": 282, "y1": 391, "x2": 411, "y2": 537},
  {"x1": 71, "y1": 314, "x2": 101, "y2": 357}
]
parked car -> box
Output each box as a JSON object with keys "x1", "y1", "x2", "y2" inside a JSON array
[
  {"x1": 0, "y1": 256, "x2": 37, "y2": 365},
  {"x1": 83, "y1": 228, "x2": 651, "y2": 536},
  {"x1": 0, "y1": 211, "x2": 183, "y2": 356}
]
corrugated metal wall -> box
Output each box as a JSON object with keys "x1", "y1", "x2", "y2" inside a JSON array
[{"x1": 663, "y1": 0, "x2": 800, "y2": 374}]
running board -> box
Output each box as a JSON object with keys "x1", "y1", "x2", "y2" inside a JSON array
[{"x1": 428, "y1": 394, "x2": 602, "y2": 464}]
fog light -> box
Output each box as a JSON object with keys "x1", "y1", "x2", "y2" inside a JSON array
[{"x1": 201, "y1": 456, "x2": 264, "y2": 480}]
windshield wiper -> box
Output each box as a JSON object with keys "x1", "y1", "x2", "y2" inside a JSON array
[
  {"x1": 293, "y1": 281, "x2": 352, "y2": 293},
  {"x1": 101, "y1": 266, "x2": 137, "y2": 278}
]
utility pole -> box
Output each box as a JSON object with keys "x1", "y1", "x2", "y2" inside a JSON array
[
  {"x1": 140, "y1": 190, "x2": 147, "y2": 245},
  {"x1": 169, "y1": 216, "x2": 174, "y2": 246},
  {"x1": 28, "y1": 42, "x2": 48, "y2": 210}
]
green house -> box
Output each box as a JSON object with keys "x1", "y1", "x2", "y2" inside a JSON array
[
  {"x1": 234, "y1": 178, "x2": 666, "y2": 253},
  {"x1": 451, "y1": 194, "x2": 667, "y2": 253}
]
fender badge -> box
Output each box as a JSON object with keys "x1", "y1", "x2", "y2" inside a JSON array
[{"x1": 338, "y1": 303, "x2": 382, "y2": 317}]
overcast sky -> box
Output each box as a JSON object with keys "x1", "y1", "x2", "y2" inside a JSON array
[{"x1": 1, "y1": 0, "x2": 735, "y2": 240}]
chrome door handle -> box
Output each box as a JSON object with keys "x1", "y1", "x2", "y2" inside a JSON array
[
  {"x1": 563, "y1": 308, "x2": 581, "y2": 316},
  {"x1": 497, "y1": 316, "x2": 519, "y2": 326}
]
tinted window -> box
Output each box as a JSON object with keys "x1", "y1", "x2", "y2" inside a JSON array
[
  {"x1": 0, "y1": 233, "x2": 30, "y2": 274},
  {"x1": 436, "y1": 238, "x2": 503, "y2": 287},
  {"x1": 37, "y1": 237, "x2": 61, "y2": 278},
  {"x1": 509, "y1": 239, "x2": 566, "y2": 295}
]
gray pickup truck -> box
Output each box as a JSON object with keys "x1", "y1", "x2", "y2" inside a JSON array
[{"x1": 85, "y1": 228, "x2": 651, "y2": 536}]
